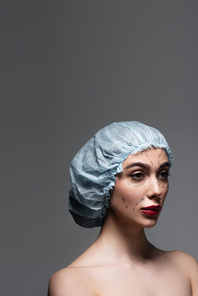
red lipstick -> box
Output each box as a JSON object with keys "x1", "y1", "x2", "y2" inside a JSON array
[{"x1": 141, "y1": 205, "x2": 162, "y2": 216}]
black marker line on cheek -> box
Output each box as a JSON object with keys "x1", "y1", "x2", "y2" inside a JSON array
[
  {"x1": 157, "y1": 180, "x2": 162, "y2": 192},
  {"x1": 122, "y1": 176, "x2": 131, "y2": 185},
  {"x1": 122, "y1": 176, "x2": 133, "y2": 187},
  {"x1": 133, "y1": 198, "x2": 145, "y2": 210},
  {"x1": 158, "y1": 181, "x2": 169, "y2": 201},
  {"x1": 121, "y1": 196, "x2": 129, "y2": 209}
]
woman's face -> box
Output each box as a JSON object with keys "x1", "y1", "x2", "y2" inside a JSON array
[{"x1": 110, "y1": 147, "x2": 170, "y2": 229}]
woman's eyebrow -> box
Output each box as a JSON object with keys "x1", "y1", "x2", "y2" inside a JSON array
[
  {"x1": 124, "y1": 162, "x2": 150, "y2": 170},
  {"x1": 124, "y1": 161, "x2": 170, "y2": 170},
  {"x1": 159, "y1": 162, "x2": 170, "y2": 169}
]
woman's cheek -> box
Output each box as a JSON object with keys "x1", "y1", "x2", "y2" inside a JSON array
[
  {"x1": 121, "y1": 186, "x2": 145, "y2": 209},
  {"x1": 159, "y1": 181, "x2": 169, "y2": 199}
]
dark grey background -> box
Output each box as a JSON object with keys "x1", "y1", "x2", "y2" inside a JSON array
[{"x1": 1, "y1": 1, "x2": 198, "y2": 295}]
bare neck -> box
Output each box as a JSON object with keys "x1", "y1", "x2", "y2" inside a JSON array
[{"x1": 95, "y1": 209, "x2": 154, "y2": 264}]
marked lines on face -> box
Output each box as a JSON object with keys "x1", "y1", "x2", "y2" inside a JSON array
[
  {"x1": 132, "y1": 182, "x2": 146, "y2": 187},
  {"x1": 158, "y1": 150, "x2": 163, "y2": 165},
  {"x1": 122, "y1": 176, "x2": 134, "y2": 186},
  {"x1": 133, "y1": 198, "x2": 145, "y2": 210},
  {"x1": 144, "y1": 152, "x2": 153, "y2": 166},
  {"x1": 121, "y1": 196, "x2": 129, "y2": 209},
  {"x1": 112, "y1": 148, "x2": 169, "y2": 222},
  {"x1": 123, "y1": 175, "x2": 142, "y2": 187}
]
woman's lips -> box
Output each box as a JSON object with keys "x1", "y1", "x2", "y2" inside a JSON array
[{"x1": 141, "y1": 205, "x2": 162, "y2": 216}]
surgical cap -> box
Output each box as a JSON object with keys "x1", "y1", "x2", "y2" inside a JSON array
[{"x1": 69, "y1": 121, "x2": 173, "y2": 228}]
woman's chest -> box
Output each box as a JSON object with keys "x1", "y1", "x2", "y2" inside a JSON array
[{"x1": 91, "y1": 265, "x2": 191, "y2": 296}]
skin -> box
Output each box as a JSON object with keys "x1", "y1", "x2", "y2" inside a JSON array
[
  {"x1": 109, "y1": 148, "x2": 169, "y2": 229},
  {"x1": 48, "y1": 147, "x2": 198, "y2": 296}
]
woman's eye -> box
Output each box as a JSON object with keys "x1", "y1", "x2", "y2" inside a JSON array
[
  {"x1": 159, "y1": 171, "x2": 169, "y2": 179},
  {"x1": 130, "y1": 172, "x2": 145, "y2": 180}
]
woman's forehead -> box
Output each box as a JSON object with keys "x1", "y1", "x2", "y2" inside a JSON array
[{"x1": 123, "y1": 147, "x2": 169, "y2": 167}]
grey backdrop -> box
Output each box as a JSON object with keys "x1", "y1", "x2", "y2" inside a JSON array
[{"x1": 1, "y1": 1, "x2": 198, "y2": 295}]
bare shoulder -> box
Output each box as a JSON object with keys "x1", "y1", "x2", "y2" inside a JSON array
[
  {"x1": 48, "y1": 243, "x2": 101, "y2": 296},
  {"x1": 166, "y1": 250, "x2": 198, "y2": 295},
  {"x1": 166, "y1": 250, "x2": 197, "y2": 270},
  {"x1": 48, "y1": 265, "x2": 95, "y2": 296}
]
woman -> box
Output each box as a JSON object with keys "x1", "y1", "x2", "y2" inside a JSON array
[{"x1": 48, "y1": 121, "x2": 198, "y2": 296}]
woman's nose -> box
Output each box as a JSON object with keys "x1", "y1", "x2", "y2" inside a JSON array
[{"x1": 147, "y1": 177, "x2": 162, "y2": 199}]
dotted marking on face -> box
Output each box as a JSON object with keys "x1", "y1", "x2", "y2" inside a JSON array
[
  {"x1": 158, "y1": 197, "x2": 162, "y2": 201},
  {"x1": 158, "y1": 181, "x2": 168, "y2": 191},
  {"x1": 125, "y1": 205, "x2": 128, "y2": 209},
  {"x1": 122, "y1": 197, "x2": 126, "y2": 202},
  {"x1": 126, "y1": 180, "x2": 145, "y2": 187},
  {"x1": 144, "y1": 152, "x2": 154, "y2": 166},
  {"x1": 157, "y1": 181, "x2": 163, "y2": 192},
  {"x1": 132, "y1": 182, "x2": 146, "y2": 187},
  {"x1": 122, "y1": 176, "x2": 133, "y2": 187},
  {"x1": 122, "y1": 175, "x2": 145, "y2": 187},
  {"x1": 133, "y1": 198, "x2": 145, "y2": 210}
]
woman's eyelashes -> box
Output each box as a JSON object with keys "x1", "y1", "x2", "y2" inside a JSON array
[
  {"x1": 129, "y1": 171, "x2": 145, "y2": 180},
  {"x1": 158, "y1": 170, "x2": 170, "y2": 180},
  {"x1": 128, "y1": 170, "x2": 170, "y2": 181}
]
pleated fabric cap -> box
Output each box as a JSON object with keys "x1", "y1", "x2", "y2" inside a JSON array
[{"x1": 69, "y1": 121, "x2": 173, "y2": 228}]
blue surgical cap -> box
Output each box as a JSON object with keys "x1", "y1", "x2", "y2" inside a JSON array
[{"x1": 69, "y1": 121, "x2": 173, "y2": 228}]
